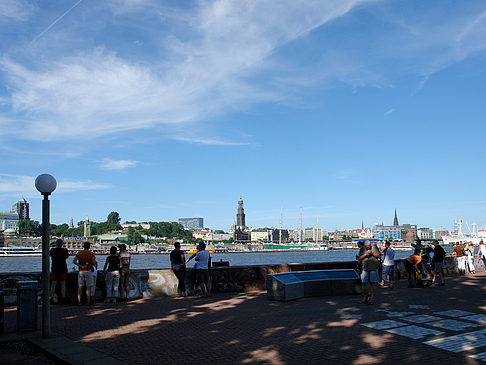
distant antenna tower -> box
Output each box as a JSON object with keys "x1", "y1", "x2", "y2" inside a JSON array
[
  {"x1": 299, "y1": 208, "x2": 302, "y2": 244},
  {"x1": 279, "y1": 208, "x2": 283, "y2": 245}
]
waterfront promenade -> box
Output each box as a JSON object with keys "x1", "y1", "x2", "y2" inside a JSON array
[{"x1": 2, "y1": 272, "x2": 486, "y2": 364}]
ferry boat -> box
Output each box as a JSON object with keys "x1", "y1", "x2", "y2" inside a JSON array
[{"x1": 0, "y1": 246, "x2": 42, "y2": 257}]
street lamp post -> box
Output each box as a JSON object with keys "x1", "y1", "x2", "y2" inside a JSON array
[{"x1": 35, "y1": 174, "x2": 57, "y2": 338}]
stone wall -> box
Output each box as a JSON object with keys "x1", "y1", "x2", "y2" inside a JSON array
[{"x1": 0, "y1": 257, "x2": 460, "y2": 305}]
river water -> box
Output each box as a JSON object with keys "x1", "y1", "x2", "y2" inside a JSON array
[{"x1": 0, "y1": 249, "x2": 422, "y2": 273}]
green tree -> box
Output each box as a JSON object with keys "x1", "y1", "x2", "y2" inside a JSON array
[
  {"x1": 107, "y1": 211, "x2": 121, "y2": 224},
  {"x1": 19, "y1": 219, "x2": 35, "y2": 235}
]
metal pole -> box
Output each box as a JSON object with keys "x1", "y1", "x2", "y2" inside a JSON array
[{"x1": 42, "y1": 193, "x2": 50, "y2": 338}]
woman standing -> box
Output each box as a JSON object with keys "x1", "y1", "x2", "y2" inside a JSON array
[
  {"x1": 477, "y1": 240, "x2": 486, "y2": 271},
  {"x1": 170, "y1": 242, "x2": 186, "y2": 297},
  {"x1": 103, "y1": 246, "x2": 121, "y2": 303},
  {"x1": 465, "y1": 242, "x2": 476, "y2": 274}
]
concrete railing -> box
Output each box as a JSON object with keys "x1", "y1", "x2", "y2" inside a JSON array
[{"x1": 0, "y1": 257, "x2": 460, "y2": 305}]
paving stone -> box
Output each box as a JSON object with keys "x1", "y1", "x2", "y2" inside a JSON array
[
  {"x1": 385, "y1": 325, "x2": 444, "y2": 339},
  {"x1": 427, "y1": 319, "x2": 482, "y2": 331},
  {"x1": 433, "y1": 310, "x2": 476, "y2": 317},
  {"x1": 461, "y1": 314, "x2": 486, "y2": 325},
  {"x1": 361, "y1": 320, "x2": 406, "y2": 330},
  {"x1": 424, "y1": 329, "x2": 486, "y2": 352},
  {"x1": 401, "y1": 314, "x2": 442, "y2": 323}
]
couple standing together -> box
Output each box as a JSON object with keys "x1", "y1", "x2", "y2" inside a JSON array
[{"x1": 170, "y1": 242, "x2": 212, "y2": 297}]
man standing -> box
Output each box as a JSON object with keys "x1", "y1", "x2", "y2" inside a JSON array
[
  {"x1": 186, "y1": 242, "x2": 212, "y2": 297},
  {"x1": 73, "y1": 241, "x2": 96, "y2": 305},
  {"x1": 49, "y1": 239, "x2": 69, "y2": 304},
  {"x1": 119, "y1": 244, "x2": 131, "y2": 301},
  {"x1": 432, "y1": 240, "x2": 446, "y2": 286},
  {"x1": 358, "y1": 241, "x2": 380, "y2": 305},
  {"x1": 170, "y1": 242, "x2": 186, "y2": 297},
  {"x1": 380, "y1": 240, "x2": 395, "y2": 288}
]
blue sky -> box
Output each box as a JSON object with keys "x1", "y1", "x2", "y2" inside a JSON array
[{"x1": 1, "y1": 0, "x2": 486, "y2": 232}]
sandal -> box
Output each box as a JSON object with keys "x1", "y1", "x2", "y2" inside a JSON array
[
  {"x1": 358, "y1": 299, "x2": 368, "y2": 304},
  {"x1": 367, "y1": 300, "x2": 375, "y2": 305}
]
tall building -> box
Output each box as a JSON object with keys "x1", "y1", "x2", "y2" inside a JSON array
[
  {"x1": 233, "y1": 196, "x2": 249, "y2": 241},
  {"x1": 0, "y1": 212, "x2": 19, "y2": 231},
  {"x1": 179, "y1": 218, "x2": 204, "y2": 230},
  {"x1": 83, "y1": 217, "x2": 91, "y2": 238},
  {"x1": 236, "y1": 195, "x2": 245, "y2": 228},
  {"x1": 12, "y1": 198, "x2": 29, "y2": 220}
]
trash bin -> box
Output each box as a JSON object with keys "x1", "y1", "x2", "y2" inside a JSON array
[
  {"x1": 0, "y1": 290, "x2": 4, "y2": 333},
  {"x1": 17, "y1": 280, "x2": 38, "y2": 332}
]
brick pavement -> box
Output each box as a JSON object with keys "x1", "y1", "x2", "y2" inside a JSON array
[{"x1": 4, "y1": 272, "x2": 486, "y2": 364}]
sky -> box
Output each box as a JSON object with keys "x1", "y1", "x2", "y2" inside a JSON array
[{"x1": 1, "y1": 0, "x2": 486, "y2": 232}]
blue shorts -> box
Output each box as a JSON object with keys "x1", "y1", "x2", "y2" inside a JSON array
[
  {"x1": 361, "y1": 270, "x2": 378, "y2": 283},
  {"x1": 382, "y1": 265, "x2": 394, "y2": 281}
]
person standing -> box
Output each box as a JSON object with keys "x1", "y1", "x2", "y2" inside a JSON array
[
  {"x1": 465, "y1": 242, "x2": 476, "y2": 274},
  {"x1": 103, "y1": 246, "x2": 121, "y2": 303},
  {"x1": 380, "y1": 240, "x2": 395, "y2": 288},
  {"x1": 119, "y1": 244, "x2": 131, "y2": 301},
  {"x1": 49, "y1": 239, "x2": 69, "y2": 304},
  {"x1": 358, "y1": 241, "x2": 380, "y2": 305},
  {"x1": 186, "y1": 242, "x2": 212, "y2": 297},
  {"x1": 452, "y1": 242, "x2": 466, "y2": 275},
  {"x1": 73, "y1": 241, "x2": 96, "y2": 305},
  {"x1": 170, "y1": 242, "x2": 186, "y2": 297},
  {"x1": 432, "y1": 240, "x2": 446, "y2": 286},
  {"x1": 477, "y1": 240, "x2": 486, "y2": 271}
]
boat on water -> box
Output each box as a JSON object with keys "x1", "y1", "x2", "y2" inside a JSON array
[
  {"x1": 0, "y1": 246, "x2": 42, "y2": 257},
  {"x1": 441, "y1": 220, "x2": 486, "y2": 246},
  {"x1": 184, "y1": 248, "x2": 216, "y2": 254}
]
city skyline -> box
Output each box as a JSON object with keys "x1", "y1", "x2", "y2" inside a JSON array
[{"x1": 1, "y1": 1, "x2": 486, "y2": 231}]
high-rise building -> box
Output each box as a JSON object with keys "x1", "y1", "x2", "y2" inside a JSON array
[
  {"x1": 179, "y1": 218, "x2": 204, "y2": 230},
  {"x1": 12, "y1": 198, "x2": 29, "y2": 220}
]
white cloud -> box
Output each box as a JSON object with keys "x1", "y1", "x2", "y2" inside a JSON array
[
  {"x1": 1, "y1": 1, "x2": 486, "y2": 147},
  {"x1": 0, "y1": 173, "x2": 110, "y2": 197},
  {"x1": 0, "y1": 1, "x2": 373, "y2": 143},
  {"x1": 384, "y1": 108, "x2": 395, "y2": 116},
  {"x1": 98, "y1": 158, "x2": 140, "y2": 170},
  {"x1": 173, "y1": 136, "x2": 250, "y2": 146},
  {"x1": 0, "y1": 0, "x2": 36, "y2": 22}
]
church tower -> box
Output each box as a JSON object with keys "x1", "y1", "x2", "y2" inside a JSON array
[
  {"x1": 393, "y1": 209, "x2": 399, "y2": 226},
  {"x1": 236, "y1": 195, "x2": 246, "y2": 228},
  {"x1": 83, "y1": 217, "x2": 91, "y2": 238}
]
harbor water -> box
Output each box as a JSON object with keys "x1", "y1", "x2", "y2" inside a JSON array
[{"x1": 0, "y1": 248, "x2": 423, "y2": 273}]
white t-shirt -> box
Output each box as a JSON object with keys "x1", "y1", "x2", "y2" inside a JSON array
[
  {"x1": 195, "y1": 250, "x2": 210, "y2": 269},
  {"x1": 382, "y1": 247, "x2": 395, "y2": 266}
]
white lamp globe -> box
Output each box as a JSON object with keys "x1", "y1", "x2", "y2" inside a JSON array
[{"x1": 35, "y1": 174, "x2": 57, "y2": 194}]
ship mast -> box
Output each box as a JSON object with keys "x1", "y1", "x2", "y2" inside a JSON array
[
  {"x1": 299, "y1": 208, "x2": 302, "y2": 244},
  {"x1": 279, "y1": 208, "x2": 283, "y2": 245}
]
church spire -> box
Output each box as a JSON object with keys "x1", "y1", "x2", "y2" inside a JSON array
[{"x1": 393, "y1": 208, "x2": 399, "y2": 226}]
